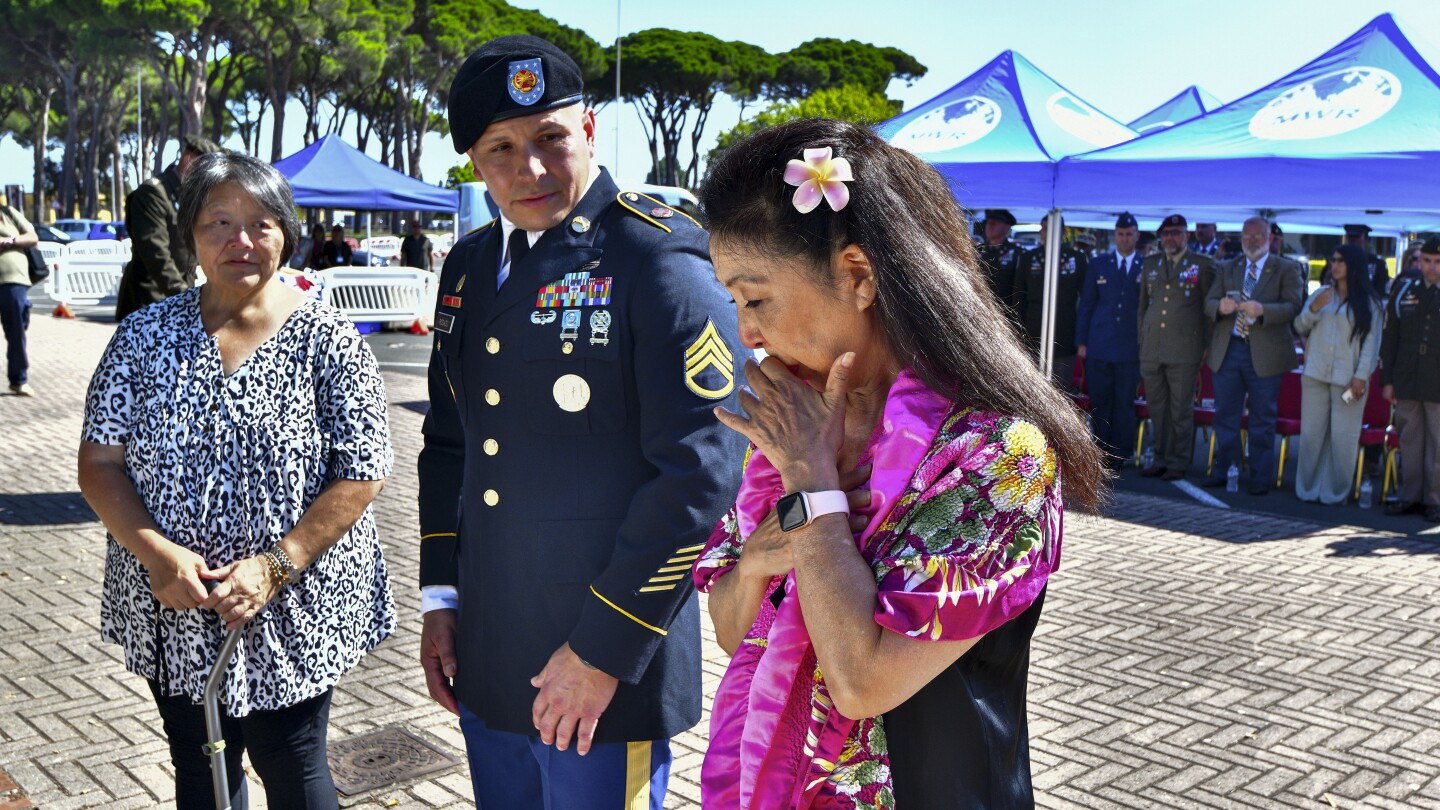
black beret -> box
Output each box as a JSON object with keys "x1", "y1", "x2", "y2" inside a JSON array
[
  {"x1": 1159, "y1": 213, "x2": 1187, "y2": 231},
  {"x1": 181, "y1": 135, "x2": 221, "y2": 156},
  {"x1": 1270, "y1": 222, "x2": 1283, "y2": 235},
  {"x1": 1343, "y1": 223, "x2": 1371, "y2": 236},
  {"x1": 1115, "y1": 212, "x2": 1137, "y2": 230},
  {"x1": 984, "y1": 209, "x2": 1016, "y2": 226},
  {"x1": 448, "y1": 35, "x2": 585, "y2": 154},
  {"x1": 1422, "y1": 236, "x2": 1440, "y2": 255}
]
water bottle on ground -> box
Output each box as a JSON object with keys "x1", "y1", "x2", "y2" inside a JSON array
[
  {"x1": 1359, "y1": 478, "x2": 1373, "y2": 509},
  {"x1": 1141, "y1": 446, "x2": 1155, "y2": 469},
  {"x1": 1226, "y1": 464, "x2": 1240, "y2": 493}
]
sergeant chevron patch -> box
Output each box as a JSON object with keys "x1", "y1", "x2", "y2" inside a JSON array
[{"x1": 684, "y1": 319, "x2": 735, "y2": 400}]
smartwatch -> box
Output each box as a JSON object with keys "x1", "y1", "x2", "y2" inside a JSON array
[{"x1": 775, "y1": 490, "x2": 850, "y2": 532}]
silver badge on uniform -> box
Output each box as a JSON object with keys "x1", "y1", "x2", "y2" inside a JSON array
[
  {"x1": 531, "y1": 310, "x2": 557, "y2": 325},
  {"x1": 571, "y1": 216, "x2": 590, "y2": 234},
  {"x1": 560, "y1": 308, "x2": 581, "y2": 341},
  {"x1": 434, "y1": 312, "x2": 455, "y2": 333},
  {"x1": 589, "y1": 309, "x2": 612, "y2": 345}
]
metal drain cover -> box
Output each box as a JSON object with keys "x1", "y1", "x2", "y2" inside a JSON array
[{"x1": 328, "y1": 726, "x2": 462, "y2": 796}]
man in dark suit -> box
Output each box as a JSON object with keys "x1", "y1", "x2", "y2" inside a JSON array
[
  {"x1": 1077, "y1": 212, "x2": 1144, "y2": 466},
  {"x1": 1344, "y1": 223, "x2": 1390, "y2": 295},
  {"x1": 1189, "y1": 222, "x2": 1220, "y2": 257},
  {"x1": 320, "y1": 224, "x2": 355, "y2": 268},
  {"x1": 416, "y1": 35, "x2": 746, "y2": 807},
  {"x1": 1201, "y1": 216, "x2": 1305, "y2": 494},
  {"x1": 1013, "y1": 215, "x2": 1087, "y2": 388}
]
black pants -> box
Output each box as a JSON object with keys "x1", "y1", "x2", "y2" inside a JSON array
[
  {"x1": 148, "y1": 680, "x2": 339, "y2": 810},
  {"x1": 0, "y1": 283, "x2": 29, "y2": 386}
]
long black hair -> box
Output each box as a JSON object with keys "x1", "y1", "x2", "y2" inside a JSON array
[
  {"x1": 699, "y1": 118, "x2": 1107, "y2": 511},
  {"x1": 1332, "y1": 243, "x2": 1376, "y2": 344}
]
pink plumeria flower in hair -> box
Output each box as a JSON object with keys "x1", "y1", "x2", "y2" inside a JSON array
[{"x1": 783, "y1": 147, "x2": 853, "y2": 214}]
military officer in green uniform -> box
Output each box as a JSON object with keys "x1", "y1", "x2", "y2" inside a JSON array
[
  {"x1": 1381, "y1": 236, "x2": 1440, "y2": 522},
  {"x1": 1137, "y1": 214, "x2": 1216, "y2": 479},
  {"x1": 416, "y1": 35, "x2": 746, "y2": 808},
  {"x1": 1013, "y1": 215, "x2": 1087, "y2": 388},
  {"x1": 115, "y1": 135, "x2": 221, "y2": 321},
  {"x1": 975, "y1": 208, "x2": 1023, "y2": 315},
  {"x1": 1344, "y1": 223, "x2": 1391, "y2": 295}
]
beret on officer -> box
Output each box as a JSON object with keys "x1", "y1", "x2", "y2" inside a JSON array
[
  {"x1": 1422, "y1": 236, "x2": 1440, "y2": 255},
  {"x1": 448, "y1": 35, "x2": 586, "y2": 154},
  {"x1": 1115, "y1": 212, "x2": 1138, "y2": 230},
  {"x1": 1343, "y1": 223, "x2": 1372, "y2": 236},
  {"x1": 984, "y1": 209, "x2": 1017, "y2": 226},
  {"x1": 1271, "y1": 222, "x2": 1283, "y2": 236},
  {"x1": 1159, "y1": 213, "x2": 1187, "y2": 231}
]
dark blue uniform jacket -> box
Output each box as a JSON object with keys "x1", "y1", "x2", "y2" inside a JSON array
[
  {"x1": 416, "y1": 169, "x2": 746, "y2": 742},
  {"x1": 1076, "y1": 252, "x2": 1143, "y2": 363}
]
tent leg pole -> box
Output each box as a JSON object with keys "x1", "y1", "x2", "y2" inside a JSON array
[{"x1": 1040, "y1": 209, "x2": 1062, "y2": 382}]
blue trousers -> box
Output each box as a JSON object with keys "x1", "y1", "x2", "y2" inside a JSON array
[
  {"x1": 1212, "y1": 340, "x2": 1282, "y2": 487},
  {"x1": 459, "y1": 703, "x2": 671, "y2": 810},
  {"x1": 0, "y1": 283, "x2": 29, "y2": 385},
  {"x1": 1087, "y1": 358, "x2": 1140, "y2": 462}
]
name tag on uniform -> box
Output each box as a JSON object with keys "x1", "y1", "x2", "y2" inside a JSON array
[
  {"x1": 435, "y1": 312, "x2": 455, "y2": 333},
  {"x1": 1097, "y1": 276, "x2": 1109, "y2": 285}
]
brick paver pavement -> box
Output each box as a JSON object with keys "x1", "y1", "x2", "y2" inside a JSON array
[{"x1": 2, "y1": 313, "x2": 1438, "y2": 809}]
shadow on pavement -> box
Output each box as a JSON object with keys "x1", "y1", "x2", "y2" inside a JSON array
[
  {"x1": 1325, "y1": 533, "x2": 1440, "y2": 558},
  {"x1": 0, "y1": 492, "x2": 97, "y2": 525}
]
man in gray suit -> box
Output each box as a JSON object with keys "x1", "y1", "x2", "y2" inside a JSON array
[
  {"x1": 1138, "y1": 214, "x2": 1217, "y2": 480},
  {"x1": 1201, "y1": 216, "x2": 1305, "y2": 494}
]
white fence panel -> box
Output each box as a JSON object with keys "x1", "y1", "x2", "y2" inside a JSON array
[{"x1": 320, "y1": 266, "x2": 436, "y2": 324}]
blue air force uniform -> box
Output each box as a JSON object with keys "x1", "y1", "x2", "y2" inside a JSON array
[
  {"x1": 1077, "y1": 246, "x2": 1144, "y2": 462},
  {"x1": 417, "y1": 168, "x2": 746, "y2": 742}
]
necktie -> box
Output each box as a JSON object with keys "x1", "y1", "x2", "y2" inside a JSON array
[
  {"x1": 1237, "y1": 261, "x2": 1259, "y2": 339},
  {"x1": 498, "y1": 228, "x2": 529, "y2": 289},
  {"x1": 1120, "y1": 256, "x2": 1128, "y2": 276}
]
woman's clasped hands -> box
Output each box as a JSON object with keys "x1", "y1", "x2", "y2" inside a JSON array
[{"x1": 141, "y1": 537, "x2": 284, "y2": 630}]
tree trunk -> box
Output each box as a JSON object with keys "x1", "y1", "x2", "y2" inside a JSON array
[
  {"x1": 57, "y1": 63, "x2": 81, "y2": 218},
  {"x1": 31, "y1": 87, "x2": 52, "y2": 223}
]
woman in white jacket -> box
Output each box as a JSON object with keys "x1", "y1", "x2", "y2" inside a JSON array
[{"x1": 1292, "y1": 243, "x2": 1383, "y2": 504}]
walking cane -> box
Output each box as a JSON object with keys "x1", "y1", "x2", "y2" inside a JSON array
[{"x1": 201, "y1": 581, "x2": 245, "y2": 810}]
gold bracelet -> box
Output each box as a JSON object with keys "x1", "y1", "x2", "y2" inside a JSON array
[
  {"x1": 261, "y1": 551, "x2": 287, "y2": 587},
  {"x1": 267, "y1": 545, "x2": 301, "y2": 585}
]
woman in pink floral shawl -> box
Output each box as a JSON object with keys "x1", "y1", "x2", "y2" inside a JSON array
[{"x1": 692, "y1": 119, "x2": 1107, "y2": 809}]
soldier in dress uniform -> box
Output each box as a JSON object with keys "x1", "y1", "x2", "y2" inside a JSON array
[
  {"x1": 1344, "y1": 223, "x2": 1390, "y2": 295},
  {"x1": 1189, "y1": 222, "x2": 1220, "y2": 257},
  {"x1": 975, "y1": 208, "x2": 1023, "y2": 314},
  {"x1": 1013, "y1": 215, "x2": 1087, "y2": 388},
  {"x1": 1137, "y1": 213, "x2": 1216, "y2": 480},
  {"x1": 1380, "y1": 236, "x2": 1440, "y2": 522},
  {"x1": 1077, "y1": 212, "x2": 1144, "y2": 467},
  {"x1": 115, "y1": 135, "x2": 221, "y2": 321},
  {"x1": 415, "y1": 35, "x2": 747, "y2": 807}
]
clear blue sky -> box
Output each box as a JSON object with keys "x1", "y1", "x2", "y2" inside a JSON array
[{"x1": 3, "y1": 0, "x2": 1437, "y2": 198}]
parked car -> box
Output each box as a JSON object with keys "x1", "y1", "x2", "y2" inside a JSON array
[
  {"x1": 33, "y1": 223, "x2": 72, "y2": 244},
  {"x1": 53, "y1": 218, "x2": 126, "y2": 241}
]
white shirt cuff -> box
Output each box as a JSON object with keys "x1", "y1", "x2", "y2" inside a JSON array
[{"x1": 420, "y1": 585, "x2": 459, "y2": 613}]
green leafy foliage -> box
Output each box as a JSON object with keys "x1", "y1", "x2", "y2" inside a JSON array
[{"x1": 710, "y1": 84, "x2": 902, "y2": 161}]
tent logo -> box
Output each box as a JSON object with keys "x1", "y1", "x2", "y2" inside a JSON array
[
  {"x1": 1249, "y1": 67, "x2": 1401, "y2": 140},
  {"x1": 1045, "y1": 91, "x2": 1131, "y2": 147},
  {"x1": 890, "y1": 96, "x2": 1001, "y2": 153}
]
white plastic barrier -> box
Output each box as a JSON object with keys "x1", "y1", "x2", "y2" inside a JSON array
[
  {"x1": 51, "y1": 251, "x2": 126, "y2": 306},
  {"x1": 66, "y1": 238, "x2": 131, "y2": 258},
  {"x1": 361, "y1": 236, "x2": 401, "y2": 262},
  {"x1": 320, "y1": 266, "x2": 436, "y2": 324}
]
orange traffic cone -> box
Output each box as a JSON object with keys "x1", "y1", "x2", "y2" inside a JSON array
[
  {"x1": 53, "y1": 301, "x2": 75, "y2": 319},
  {"x1": 409, "y1": 319, "x2": 430, "y2": 335}
]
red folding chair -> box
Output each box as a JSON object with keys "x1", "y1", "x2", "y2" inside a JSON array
[
  {"x1": 1355, "y1": 369, "x2": 1398, "y2": 501},
  {"x1": 1069, "y1": 355, "x2": 1091, "y2": 413},
  {"x1": 1274, "y1": 371, "x2": 1304, "y2": 487},
  {"x1": 1133, "y1": 380, "x2": 1149, "y2": 466},
  {"x1": 1193, "y1": 365, "x2": 1218, "y2": 476}
]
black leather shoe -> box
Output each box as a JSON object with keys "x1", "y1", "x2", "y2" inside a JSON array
[
  {"x1": 1162, "y1": 469, "x2": 1185, "y2": 481},
  {"x1": 1200, "y1": 476, "x2": 1228, "y2": 488},
  {"x1": 1140, "y1": 465, "x2": 1166, "y2": 478},
  {"x1": 1385, "y1": 501, "x2": 1425, "y2": 516},
  {"x1": 1248, "y1": 484, "x2": 1271, "y2": 496}
]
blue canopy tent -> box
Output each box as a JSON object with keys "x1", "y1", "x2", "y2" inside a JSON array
[
  {"x1": 274, "y1": 134, "x2": 458, "y2": 212},
  {"x1": 1128, "y1": 85, "x2": 1223, "y2": 134},
  {"x1": 874, "y1": 50, "x2": 1137, "y2": 218},
  {"x1": 1057, "y1": 14, "x2": 1440, "y2": 232}
]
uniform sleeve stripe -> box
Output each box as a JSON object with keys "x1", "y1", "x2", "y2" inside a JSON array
[
  {"x1": 638, "y1": 584, "x2": 679, "y2": 593},
  {"x1": 665, "y1": 555, "x2": 701, "y2": 566},
  {"x1": 654, "y1": 563, "x2": 692, "y2": 574},
  {"x1": 420, "y1": 532, "x2": 457, "y2": 541},
  {"x1": 590, "y1": 585, "x2": 667, "y2": 636},
  {"x1": 674, "y1": 543, "x2": 707, "y2": 554},
  {"x1": 645, "y1": 573, "x2": 688, "y2": 584}
]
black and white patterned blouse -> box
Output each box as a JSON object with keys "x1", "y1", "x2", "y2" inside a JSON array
[{"x1": 83, "y1": 288, "x2": 395, "y2": 716}]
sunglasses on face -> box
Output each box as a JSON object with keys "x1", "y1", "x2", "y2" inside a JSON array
[{"x1": 1159, "y1": 228, "x2": 1184, "y2": 237}]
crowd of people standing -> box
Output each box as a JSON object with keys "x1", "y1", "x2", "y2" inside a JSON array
[{"x1": 978, "y1": 209, "x2": 1440, "y2": 521}]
